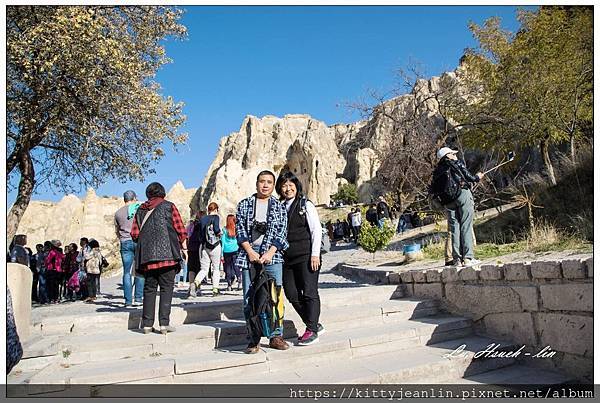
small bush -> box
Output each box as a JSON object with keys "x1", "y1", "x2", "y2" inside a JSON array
[{"x1": 359, "y1": 220, "x2": 395, "y2": 260}]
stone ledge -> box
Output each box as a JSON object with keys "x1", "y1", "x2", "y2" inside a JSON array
[
  {"x1": 480, "y1": 264, "x2": 503, "y2": 281},
  {"x1": 503, "y1": 262, "x2": 532, "y2": 281},
  {"x1": 458, "y1": 267, "x2": 479, "y2": 281},
  {"x1": 561, "y1": 259, "x2": 587, "y2": 279},
  {"x1": 531, "y1": 260, "x2": 561, "y2": 279},
  {"x1": 426, "y1": 269, "x2": 442, "y2": 283}
]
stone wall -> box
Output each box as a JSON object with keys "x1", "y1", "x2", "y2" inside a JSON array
[
  {"x1": 389, "y1": 256, "x2": 594, "y2": 381},
  {"x1": 7, "y1": 263, "x2": 33, "y2": 341}
]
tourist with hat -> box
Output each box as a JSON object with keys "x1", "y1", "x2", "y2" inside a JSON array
[{"x1": 432, "y1": 147, "x2": 484, "y2": 267}]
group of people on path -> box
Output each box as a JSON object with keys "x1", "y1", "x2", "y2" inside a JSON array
[
  {"x1": 9, "y1": 235, "x2": 107, "y2": 305},
  {"x1": 118, "y1": 171, "x2": 324, "y2": 350}
]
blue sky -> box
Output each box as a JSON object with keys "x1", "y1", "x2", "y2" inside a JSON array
[{"x1": 8, "y1": 5, "x2": 529, "y2": 204}]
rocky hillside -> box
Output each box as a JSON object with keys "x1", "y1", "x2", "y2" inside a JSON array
[{"x1": 192, "y1": 70, "x2": 461, "y2": 215}]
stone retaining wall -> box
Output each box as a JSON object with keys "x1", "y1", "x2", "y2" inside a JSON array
[{"x1": 388, "y1": 256, "x2": 593, "y2": 381}]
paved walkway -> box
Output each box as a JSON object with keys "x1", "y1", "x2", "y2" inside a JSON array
[{"x1": 31, "y1": 244, "x2": 362, "y2": 324}]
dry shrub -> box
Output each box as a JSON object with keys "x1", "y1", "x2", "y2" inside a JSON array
[
  {"x1": 569, "y1": 210, "x2": 594, "y2": 241},
  {"x1": 523, "y1": 220, "x2": 561, "y2": 249}
]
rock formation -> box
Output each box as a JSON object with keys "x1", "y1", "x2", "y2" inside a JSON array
[{"x1": 193, "y1": 70, "x2": 462, "y2": 214}]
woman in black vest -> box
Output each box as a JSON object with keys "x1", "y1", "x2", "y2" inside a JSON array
[{"x1": 275, "y1": 171, "x2": 324, "y2": 346}]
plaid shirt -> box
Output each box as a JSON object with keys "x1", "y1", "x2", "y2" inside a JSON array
[
  {"x1": 131, "y1": 201, "x2": 187, "y2": 271},
  {"x1": 235, "y1": 194, "x2": 288, "y2": 271}
]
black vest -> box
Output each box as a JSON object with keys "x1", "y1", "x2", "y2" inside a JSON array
[
  {"x1": 284, "y1": 197, "x2": 311, "y2": 264},
  {"x1": 135, "y1": 200, "x2": 181, "y2": 265}
]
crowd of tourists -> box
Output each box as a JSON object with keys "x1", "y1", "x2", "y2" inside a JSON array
[
  {"x1": 9, "y1": 235, "x2": 108, "y2": 305},
  {"x1": 9, "y1": 146, "x2": 482, "y2": 357}
]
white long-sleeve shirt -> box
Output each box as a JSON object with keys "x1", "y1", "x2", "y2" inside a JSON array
[{"x1": 285, "y1": 198, "x2": 322, "y2": 258}]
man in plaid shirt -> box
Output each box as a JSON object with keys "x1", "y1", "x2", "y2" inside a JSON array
[{"x1": 236, "y1": 170, "x2": 289, "y2": 354}]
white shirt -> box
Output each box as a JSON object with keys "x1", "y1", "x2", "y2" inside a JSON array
[
  {"x1": 285, "y1": 198, "x2": 322, "y2": 257},
  {"x1": 351, "y1": 211, "x2": 362, "y2": 227}
]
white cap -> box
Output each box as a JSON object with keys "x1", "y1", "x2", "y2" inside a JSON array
[{"x1": 437, "y1": 147, "x2": 458, "y2": 160}]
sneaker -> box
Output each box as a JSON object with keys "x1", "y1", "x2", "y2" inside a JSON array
[
  {"x1": 452, "y1": 259, "x2": 464, "y2": 268},
  {"x1": 464, "y1": 258, "x2": 482, "y2": 267},
  {"x1": 212, "y1": 288, "x2": 220, "y2": 297},
  {"x1": 444, "y1": 261, "x2": 455, "y2": 267},
  {"x1": 298, "y1": 330, "x2": 319, "y2": 346},
  {"x1": 133, "y1": 300, "x2": 143, "y2": 307},
  {"x1": 269, "y1": 336, "x2": 289, "y2": 350},
  {"x1": 160, "y1": 325, "x2": 176, "y2": 335},
  {"x1": 317, "y1": 323, "x2": 325, "y2": 335},
  {"x1": 245, "y1": 343, "x2": 260, "y2": 354},
  {"x1": 142, "y1": 327, "x2": 153, "y2": 334},
  {"x1": 188, "y1": 282, "x2": 197, "y2": 298}
]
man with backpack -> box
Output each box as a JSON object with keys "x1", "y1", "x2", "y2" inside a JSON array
[
  {"x1": 431, "y1": 147, "x2": 484, "y2": 268},
  {"x1": 235, "y1": 170, "x2": 289, "y2": 354},
  {"x1": 191, "y1": 202, "x2": 222, "y2": 297}
]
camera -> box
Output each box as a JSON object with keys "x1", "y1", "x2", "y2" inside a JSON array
[{"x1": 253, "y1": 221, "x2": 268, "y2": 235}]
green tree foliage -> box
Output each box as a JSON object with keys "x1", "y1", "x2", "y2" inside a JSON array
[
  {"x1": 459, "y1": 6, "x2": 593, "y2": 185},
  {"x1": 358, "y1": 220, "x2": 395, "y2": 260},
  {"x1": 332, "y1": 183, "x2": 358, "y2": 204},
  {"x1": 7, "y1": 6, "x2": 188, "y2": 240}
]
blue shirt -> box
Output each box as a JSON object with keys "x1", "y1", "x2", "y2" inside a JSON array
[
  {"x1": 234, "y1": 194, "x2": 288, "y2": 270},
  {"x1": 221, "y1": 232, "x2": 239, "y2": 253}
]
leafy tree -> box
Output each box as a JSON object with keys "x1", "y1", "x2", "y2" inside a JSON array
[
  {"x1": 358, "y1": 220, "x2": 395, "y2": 261},
  {"x1": 332, "y1": 183, "x2": 358, "y2": 204},
  {"x1": 7, "y1": 6, "x2": 188, "y2": 241},
  {"x1": 460, "y1": 6, "x2": 593, "y2": 185}
]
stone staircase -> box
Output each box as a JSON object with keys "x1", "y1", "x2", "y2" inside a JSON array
[{"x1": 9, "y1": 284, "x2": 572, "y2": 396}]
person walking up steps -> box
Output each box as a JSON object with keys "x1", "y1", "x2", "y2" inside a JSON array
[
  {"x1": 222, "y1": 214, "x2": 240, "y2": 291},
  {"x1": 276, "y1": 171, "x2": 325, "y2": 346},
  {"x1": 192, "y1": 202, "x2": 223, "y2": 297},
  {"x1": 186, "y1": 211, "x2": 205, "y2": 298},
  {"x1": 236, "y1": 170, "x2": 289, "y2": 354},
  {"x1": 131, "y1": 182, "x2": 188, "y2": 335}
]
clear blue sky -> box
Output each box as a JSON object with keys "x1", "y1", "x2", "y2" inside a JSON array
[{"x1": 8, "y1": 5, "x2": 529, "y2": 204}]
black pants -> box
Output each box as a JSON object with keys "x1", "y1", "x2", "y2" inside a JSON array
[
  {"x1": 187, "y1": 249, "x2": 200, "y2": 284},
  {"x1": 31, "y1": 271, "x2": 39, "y2": 302},
  {"x1": 223, "y1": 252, "x2": 240, "y2": 286},
  {"x1": 86, "y1": 273, "x2": 100, "y2": 298},
  {"x1": 46, "y1": 270, "x2": 60, "y2": 301},
  {"x1": 142, "y1": 265, "x2": 177, "y2": 328},
  {"x1": 283, "y1": 257, "x2": 321, "y2": 333}
]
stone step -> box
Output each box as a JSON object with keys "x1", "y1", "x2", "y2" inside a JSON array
[
  {"x1": 440, "y1": 364, "x2": 575, "y2": 385},
  {"x1": 34, "y1": 285, "x2": 404, "y2": 336},
  {"x1": 113, "y1": 335, "x2": 521, "y2": 388},
  {"x1": 17, "y1": 314, "x2": 472, "y2": 386},
  {"x1": 20, "y1": 297, "x2": 440, "y2": 363}
]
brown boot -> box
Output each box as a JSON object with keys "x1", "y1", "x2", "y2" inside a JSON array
[{"x1": 269, "y1": 336, "x2": 289, "y2": 350}]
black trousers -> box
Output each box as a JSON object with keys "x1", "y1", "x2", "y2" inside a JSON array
[
  {"x1": 223, "y1": 252, "x2": 240, "y2": 286},
  {"x1": 187, "y1": 249, "x2": 200, "y2": 284},
  {"x1": 283, "y1": 257, "x2": 321, "y2": 333},
  {"x1": 46, "y1": 270, "x2": 60, "y2": 301},
  {"x1": 31, "y1": 271, "x2": 39, "y2": 302},
  {"x1": 142, "y1": 265, "x2": 177, "y2": 328}
]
